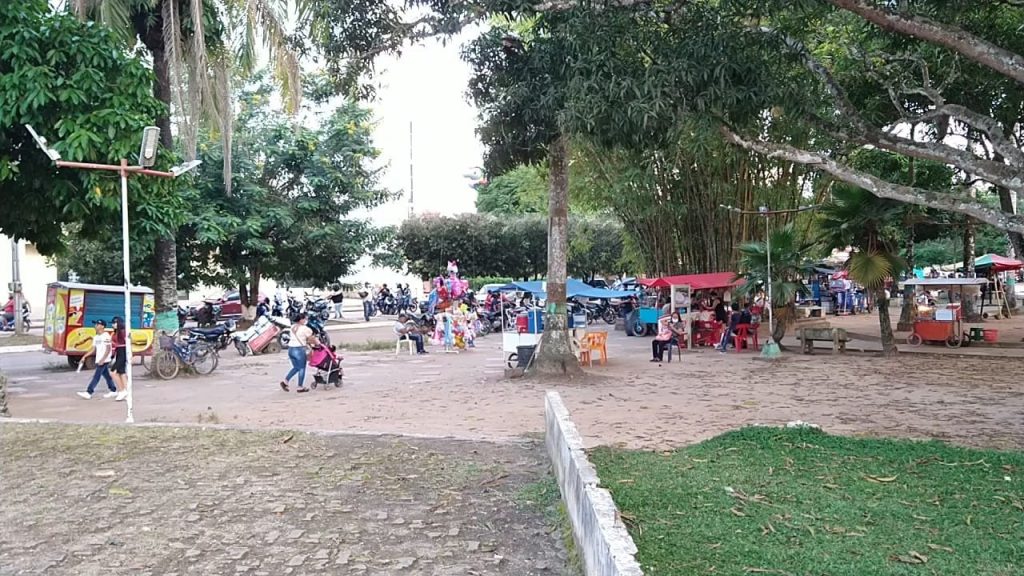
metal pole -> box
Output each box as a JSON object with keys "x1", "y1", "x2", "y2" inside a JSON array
[
  {"x1": 10, "y1": 238, "x2": 23, "y2": 335},
  {"x1": 120, "y1": 160, "x2": 135, "y2": 424},
  {"x1": 765, "y1": 212, "x2": 774, "y2": 336}
]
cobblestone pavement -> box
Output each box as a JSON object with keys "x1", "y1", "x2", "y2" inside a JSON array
[{"x1": 0, "y1": 423, "x2": 569, "y2": 576}]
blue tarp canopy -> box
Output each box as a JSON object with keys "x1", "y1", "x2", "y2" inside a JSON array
[{"x1": 497, "y1": 279, "x2": 638, "y2": 300}]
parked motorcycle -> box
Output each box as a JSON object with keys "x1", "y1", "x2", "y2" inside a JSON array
[
  {"x1": 187, "y1": 319, "x2": 236, "y2": 351},
  {"x1": 194, "y1": 301, "x2": 222, "y2": 327},
  {"x1": 376, "y1": 293, "x2": 397, "y2": 316}
]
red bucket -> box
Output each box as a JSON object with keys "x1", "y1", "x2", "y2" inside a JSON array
[{"x1": 983, "y1": 329, "x2": 999, "y2": 343}]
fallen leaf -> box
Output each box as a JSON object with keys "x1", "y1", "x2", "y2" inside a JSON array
[
  {"x1": 891, "y1": 552, "x2": 927, "y2": 565},
  {"x1": 617, "y1": 479, "x2": 635, "y2": 485},
  {"x1": 863, "y1": 474, "x2": 898, "y2": 483},
  {"x1": 708, "y1": 542, "x2": 722, "y2": 550},
  {"x1": 281, "y1": 434, "x2": 294, "y2": 444},
  {"x1": 822, "y1": 483, "x2": 839, "y2": 490},
  {"x1": 731, "y1": 507, "x2": 746, "y2": 517},
  {"x1": 965, "y1": 515, "x2": 972, "y2": 526},
  {"x1": 108, "y1": 487, "x2": 132, "y2": 497},
  {"x1": 926, "y1": 543, "x2": 954, "y2": 553},
  {"x1": 910, "y1": 551, "x2": 929, "y2": 563},
  {"x1": 912, "y1": 514, "x2": 932, "y2": 521}
]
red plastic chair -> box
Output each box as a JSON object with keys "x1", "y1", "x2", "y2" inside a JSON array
[{"x1": 733, "y1": 323, "x2": 759, "y2": 353}]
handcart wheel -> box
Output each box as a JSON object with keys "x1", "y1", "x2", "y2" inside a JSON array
[
  {"x1": 945, "y1": 335, "x2": 963, "y2": 348},
  {"x1": 906, "y1": 333, "x2": 922, "y2": 346},
  {"x1": 264, "y1": 341, "x2": 281, "y2": 354},
  {"x1": 507, "y1": 353, "x2": 518, "y2": 369}
]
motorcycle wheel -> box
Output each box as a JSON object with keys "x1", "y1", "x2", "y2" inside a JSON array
[
  {"x1": 235, "y1": 339, "x2": 249, "y2": 357},
  {"x1": 602, "y1": 308, "x2": 618, "y2": 325},
  {"x1": 319, "y1": 332, "x2": 331, "y2": 347},
  {"x1": 278, "y1": 331, "x2": 291, "y2": 348}
]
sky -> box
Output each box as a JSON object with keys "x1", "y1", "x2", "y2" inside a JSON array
[{"x1": 363, "y1": 29, "x2": 485, "y2": 226}]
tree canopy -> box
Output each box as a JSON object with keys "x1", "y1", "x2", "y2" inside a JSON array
[{"x1": 0, "y1": 0, "x2": 186, "y2": 254}]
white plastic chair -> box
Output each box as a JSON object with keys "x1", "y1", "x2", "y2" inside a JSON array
[{"x1": 395, "y1": 337, "x2": 415, "y2": 356}]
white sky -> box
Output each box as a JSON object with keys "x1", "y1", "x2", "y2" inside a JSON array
[{"x1": 363, "y1": 30, "x2": 484, "y2": 225}]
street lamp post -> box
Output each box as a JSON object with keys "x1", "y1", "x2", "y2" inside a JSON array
[
  {"x1": 26, "y1": 125, "x2": 200, "y2": 423},
  {"x1": 720, "y1": 204, "x2": 820, "y2": 359}
]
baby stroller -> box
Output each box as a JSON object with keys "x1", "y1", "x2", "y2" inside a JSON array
[{"x1": 308, "y1": 344, "x2": 343, "y2": 388}]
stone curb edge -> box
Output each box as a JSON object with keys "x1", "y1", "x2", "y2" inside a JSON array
[{"x1": 544, "y1": 391, "x2": 644, "y2": 576}]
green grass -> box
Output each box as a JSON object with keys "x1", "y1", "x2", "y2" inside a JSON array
[
  {"x1": 590, "y1": 427, "x2": 1024, "y2": 576},
  {"x1": 343, "y1": 339, "x2": 397, "y2": 352},
  {"x1": 0, "y1": 334, "x2": 42, "y2": 347}
]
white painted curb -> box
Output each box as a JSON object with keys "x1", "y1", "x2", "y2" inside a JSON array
[
  {"x1": 0, "y1": 344, "x2": 43, "y2": 355},
  {"x1": 545, "y1": 391, "x2": 644, "y2": 576}
]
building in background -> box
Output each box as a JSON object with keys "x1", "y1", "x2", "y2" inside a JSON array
[{"x1": 1, "y1": 236, "x2": 58, "y2": 319}]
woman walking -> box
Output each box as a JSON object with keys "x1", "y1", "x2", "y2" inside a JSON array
[
  {"x1": 110, "y1": 316, "x2": 129, "y2": 401},
  {"x1": 281, "y1": 313, "x2": 315, "y2": 393}
]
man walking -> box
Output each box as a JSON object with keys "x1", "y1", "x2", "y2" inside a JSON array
[{"x1": 77, "y1": 319, "x2": 117, "y2": 399}]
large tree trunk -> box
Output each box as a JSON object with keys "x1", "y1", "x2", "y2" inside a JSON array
[
  {"x1": 898, "y1": 226, "x2": 916, "y2": 330},
  {"x1": 962, "y1": 216, "x2": 980, "y2": 321},
  {"x1": 140, "y1": 5, "x2": 179, "y2": 332},
  {"x1": 771, "y1": 302, "x2": 794, "y2": 345},
  {"x1": 876, "y1": 288, "x2": 898, "y2": 357},
  {"x1": 532, "y1": 134, "x2": 581, "y2": 376}
]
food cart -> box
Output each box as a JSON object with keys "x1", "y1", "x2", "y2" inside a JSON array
[
  {"x1": 629, "y1": 272, "x2": 744, "y2": 346},
  {"x1": 42, "y1": 282, "x2": 156, "y2": 368},
  {"x1": 903, "y1": 278, "x2": 986, "y2": 348},
  {"x1": 499, "y1": 279, "x2": 637, "y2": 368}
]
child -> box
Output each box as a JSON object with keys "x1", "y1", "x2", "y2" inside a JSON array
[{"x1": 76, "y1": 319, "x2": 117, "y2": 400}]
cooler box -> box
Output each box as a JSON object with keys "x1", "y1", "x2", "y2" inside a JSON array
[
  {"x1": 527, "y1": 310, "x2": 544, "y2": 333},
  {"x1": 569, "y1": 313, "x2": 588, "y2": 328}
]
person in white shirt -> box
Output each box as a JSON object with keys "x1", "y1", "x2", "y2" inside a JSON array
[
  {"x1": 76, "y1": 319, "x2": 117, "y2": 400},
  {"x1": 281, "y1": 313, "x2": 317, "y2": 393},
  {"x1": 393, "y1": 314, "x2": 427, "y2": 354}
]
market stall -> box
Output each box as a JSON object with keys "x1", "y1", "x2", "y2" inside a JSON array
[
  {"x1": 498, "y1": 279, "x2": 637, "y2": 368},
  {"x1": 903, "y1": 278, "x2": 986, "y2": 348},
  {"x1": 631, "y1": 272, "x2": 744, "y2": 347}
]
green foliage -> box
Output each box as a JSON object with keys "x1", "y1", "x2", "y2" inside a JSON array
[
  {"x1": 591, "y1": 426, "x2": 1024, "y2": 576},
  {"x1": 475, "y1": 164, "x2": 548, "y2": 214},
  {"x1": 915, "y1": 231, "x2": 1010, "y2": 268},
  {"x1": 817, "y1": 186, "x2": 908, "y2": 287},
  {"x1": 392, "y1": 213, "x2": 625, "y2": 281},
  {"x1": 735, "y1": 224, "x2": 810, "y2": 307},
  {"x1": 0, "y1": 0, "x2": 186, "y2": 254},
  {"x1": 181, "y1": 77, "x2": 391, "y2": 294}
]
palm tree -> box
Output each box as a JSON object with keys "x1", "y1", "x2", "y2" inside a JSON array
[
  {"x1": 735, "y1": 224, "x2": 811, "y2": 345},
  {"x1": 818, "y1": 187, "x2": 906, "y2": 357},
  {"x1": 69, "y1": 0, "x2": 302, "y2": 325}
]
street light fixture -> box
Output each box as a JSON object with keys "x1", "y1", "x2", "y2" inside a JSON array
[
  {"x1": 25, "y1": 124, "x2": 201, "y2": 423},
  {"x1": 139, "y1": 126, "x2": 160, "y2": 167}
]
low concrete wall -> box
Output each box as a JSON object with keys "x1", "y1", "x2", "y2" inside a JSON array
[{"x1": 545, "y1": 391, "x2": 643, "y2": 576}]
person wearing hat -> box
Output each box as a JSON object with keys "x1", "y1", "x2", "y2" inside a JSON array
[{"x1": 76, "y1": 319, "x2": 117, "y2": 400}]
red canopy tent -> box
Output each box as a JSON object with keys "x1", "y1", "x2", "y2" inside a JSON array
[
  {"x1": 639, "y1": 272, "x2": 744, "y2": 290},
  {"x1": 975, "y1": 254, "x2": 1024, "y2": 272}
]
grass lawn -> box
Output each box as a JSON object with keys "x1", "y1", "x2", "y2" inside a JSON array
[
  {"x1": 0, "y1": 333, "x2": 42, "y2": 347},
  {"x1": 590, "y1": 427, "x2": 1024, "y2": 576}
]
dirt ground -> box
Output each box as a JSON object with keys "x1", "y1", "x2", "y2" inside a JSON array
[
  {"x1": 5, "y1": 326, "x2": 1023, "y2": 452},
  {"x1": 0, "y1": 423, "x2": 568, "y2": 576}
]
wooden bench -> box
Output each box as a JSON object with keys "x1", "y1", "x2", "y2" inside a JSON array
[{"x1": 797, "y1": 327, "x2": 850, "y2": 354}]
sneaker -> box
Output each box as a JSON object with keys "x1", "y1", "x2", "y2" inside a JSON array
[
  {"x1": 296, "y1": 387, "x2": 310, "y2": 394},
  {"x1": 76, "y1": 391, "x2": 92, "y2": 400},
  {"x1": 102, "y1": 391, "x2": 117, "y2": 399},
  {"x1": 115, "y1": 391, "x2": 128, "y2": 402},
  {"x1": 279, "y1": 381, "x2": 289, "y2": 392}
]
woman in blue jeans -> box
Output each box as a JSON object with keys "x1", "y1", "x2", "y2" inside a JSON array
[{"x1": 281, "y1": 313, "x2": 314, "y2": 393}]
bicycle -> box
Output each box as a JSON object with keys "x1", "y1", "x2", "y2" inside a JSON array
[{"x1": 153, "y1": 333, "x2": 219, "y2": 380}]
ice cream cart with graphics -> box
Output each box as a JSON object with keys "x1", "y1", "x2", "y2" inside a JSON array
[{"x1": 43, "y1": 282, "x2": 156, "y2": 368}]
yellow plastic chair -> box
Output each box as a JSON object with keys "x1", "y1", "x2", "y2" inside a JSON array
[{"x1": 579, "y1": 331, "x2": 608, "y2": 367}]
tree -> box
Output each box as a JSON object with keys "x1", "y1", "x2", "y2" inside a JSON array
[
  {"x1": 187, "y1": 79, "x2": 391, "y2": 304},
  {"x1": 73, "y1": 0, "x2": 306, "y2": 330},
  {"x1": 818, "y1": 187, "x2": 907, "y2": 356},
  {"x1": 0, "y1": 0, "x2": 185, "y2": 255},
  {"x1": 475, "y1": 164, "x2": 549, "y2": 214},
  {"x1": 735, "y1": 224, "x2": 812, "y2": 345},
  {"x1": 464, "y1": 19, "x2": 582, "y2": 375}
]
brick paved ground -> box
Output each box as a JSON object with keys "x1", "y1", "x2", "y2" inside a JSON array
[{"x1": 0, "y1": 423, "x2": 569, "y2": 576}]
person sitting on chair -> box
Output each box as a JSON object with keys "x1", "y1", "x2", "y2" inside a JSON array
[
  {"x1": 393, "y1": 313, "x2": 427, "y2": 355},
  {"x1": 651, "y1": 315, "x2": 674, "y2": 362},
  {"x1": 669, "y1": 311, "x2": 687, "y2": 348}
]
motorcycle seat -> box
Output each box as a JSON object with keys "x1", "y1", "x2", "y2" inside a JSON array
[{"x1": 190, "y1": 326, "x2": 228, "y2": 337}]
